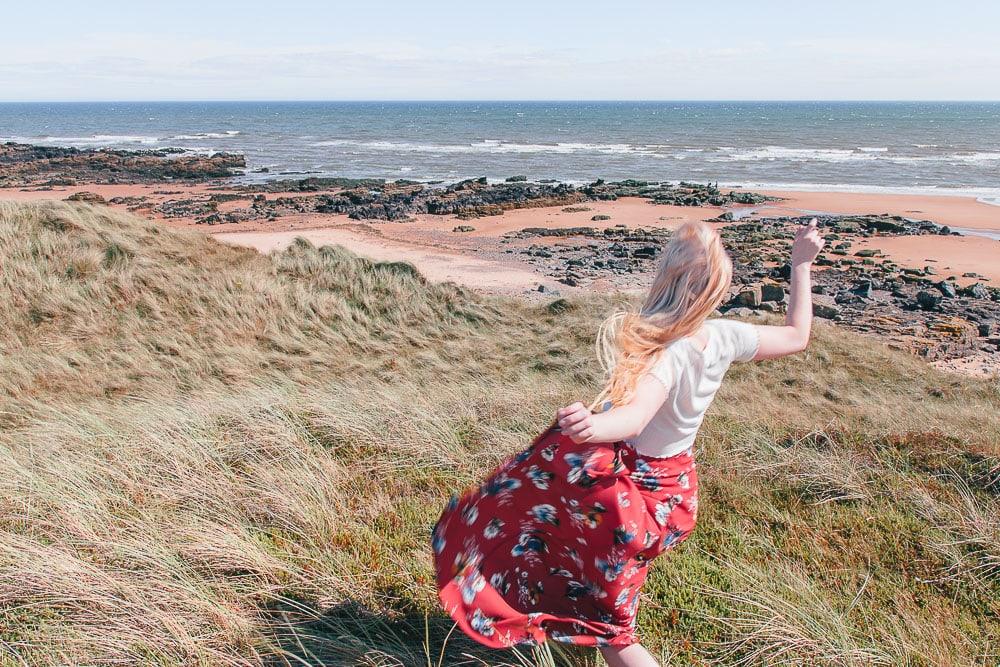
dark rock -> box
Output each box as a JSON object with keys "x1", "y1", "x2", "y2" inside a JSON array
[
  {"x1": 851, "y1": 280, "x2": 874, "y2": 299},
  {"x1": 773, "y1": 263, "x2": 793, "y2": 280},
  {"x1": 936, "y1": 281, "x2": 958, "y2": 298},
  {"x1": 64, "y1": 191, "x2": 107, "y2": 204},
  {"x1": 862, "y1": 217, "x2": 906, "y2": 233},
  {"x1": 735, "y1": 286, "x2": 763, "y2": 308},
  {"x1": 761, "y1": 282, "x2": 786, "y2": 302},
  {"x1": 917, "y1": 290, "x2": 943, "y2": 311},
  {"x1": 632, "y1": 246, "x2": 658, "y2": 259},
  {"x1": 812, "y1": 295, "x2": 842, "y2": 319},
  {"x1": 960, "y1": 282, "x2": 989, "y2": 299}
]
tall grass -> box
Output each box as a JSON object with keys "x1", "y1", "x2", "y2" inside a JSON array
[{"x1": 1, "y1": 201, "x2": 998, "y2": 665}]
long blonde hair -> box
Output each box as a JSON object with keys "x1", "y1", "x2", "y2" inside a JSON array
[{"x1": 594, "y1": 220, "x2": 733, "y2": 407}]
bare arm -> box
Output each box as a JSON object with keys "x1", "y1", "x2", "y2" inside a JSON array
[
  {"x1": 556, "y1": 374, "x2": 668, "y2": 445},
  {"x1": 753, "y1": 218, "x2": 825, "y2": 360}
]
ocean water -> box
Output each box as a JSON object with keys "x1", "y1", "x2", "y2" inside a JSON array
[{"x1": 2, "y1": 101, "x2": 999, "y2": 201}]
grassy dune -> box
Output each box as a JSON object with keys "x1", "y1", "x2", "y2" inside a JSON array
[{"x1": 0, "y1": 201, "x2": 998, "y2": 666}]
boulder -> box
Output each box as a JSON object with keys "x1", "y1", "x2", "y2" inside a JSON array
[
  {"x1": 64, "y1": 191, "x2": 107, "y2": 204},
  {"x1": 632, "y1": 246, "x2": 658, "y2": 259},
  {"x1": 936, "y1": 281, "x2": 958, "y2": 298},
  {"x1": 735, "y1": 286, "x2": 763, "y2": 308},
  {"x1": 812, "y1": 294, "x2": 842, "y2": 319},
  {"x1": 773, "y1": 263, "x2": 793, "y2": 280},
  {"x1": 916, "y1": 290, "x2": 943, "y2": 311},
  {"x1": 960, "y1": 282, "x2": 989, "y2": 300},
  {"x1": 851, "y1": 280, "x2": 874, "y2": 299},
  {"x1": 761, "y1": 282, "x2": 785, "y2": 303}
]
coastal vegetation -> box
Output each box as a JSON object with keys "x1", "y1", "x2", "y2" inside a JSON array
[{"x1": 1, "y1": 201, "x2": 998, "y2": 666}]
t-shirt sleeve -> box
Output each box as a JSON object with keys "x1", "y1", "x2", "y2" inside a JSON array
[
  {"x1": 712, "y1": 318, "x2": 760, "y2": 363},
  {"x1": 646, "y1": 345, "x2": 679, "y2": 391}
]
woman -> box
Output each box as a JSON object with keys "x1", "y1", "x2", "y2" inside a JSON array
[{"x1": 432, "y1": 219, "x2": 825, "y2": 666}]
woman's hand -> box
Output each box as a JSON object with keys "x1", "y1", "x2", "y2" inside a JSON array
[
  {"x1": 556, "y1": 401, "x2": 595, "y2": 444},
  {"x1": 791, "y1": 218, "x2": 825, "y2": 266}
]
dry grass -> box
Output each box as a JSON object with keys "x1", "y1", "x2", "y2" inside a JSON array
[{"x1": 1, "y1": 201, "x2": 998, "y2": 666}]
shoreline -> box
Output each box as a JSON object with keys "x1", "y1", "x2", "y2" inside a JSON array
[{"x1": 3, "y1": 181, "x2": 998, "y2": 285}]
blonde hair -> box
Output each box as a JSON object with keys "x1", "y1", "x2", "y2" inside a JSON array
[{"x1": 594, "y1": 220, "x2": 733, "y2": 407}]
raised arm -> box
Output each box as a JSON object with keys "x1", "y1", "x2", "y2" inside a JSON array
[{"x1": 753, "y1": 218, "x2": 825, "y2": 360}]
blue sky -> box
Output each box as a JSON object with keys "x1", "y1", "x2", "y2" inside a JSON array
[{"x1": 2, "y1": 0, "x2": 998, "y2": 101}]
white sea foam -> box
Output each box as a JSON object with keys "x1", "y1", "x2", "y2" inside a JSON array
[
  {"x1": 310, "y1": 139, "x2": 657, "y2": 155},
  {"x1": 166, "y1": 131, "x2": 241, "y2": 140},
  {"x1": 2, "y1": 132, "x2": 243, "y2": 146},
  {"x1": 883, "y1": 152, "x2": 1000, "y2": 164},
  {"x1": 3, "y1": 134, "x2": 162, "y2": 146},
  {"x1": 708, "y1": 145, "x2": 1000, "y2": 165},
  {"x1": 711, "y1": 146, "x2": 879, "y2": 163}
]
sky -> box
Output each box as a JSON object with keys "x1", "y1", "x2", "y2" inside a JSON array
[{"x1": 2, "y1": 0, "x2": 998, "y2": 102}]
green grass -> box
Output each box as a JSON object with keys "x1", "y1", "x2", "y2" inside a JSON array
[{"x1": 0, "y1": 201, "x2": 998, "y2": 666}]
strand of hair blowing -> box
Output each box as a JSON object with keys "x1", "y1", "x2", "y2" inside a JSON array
[{"x1": 593, "y1": 221, "x2": 733, "y2": 409}]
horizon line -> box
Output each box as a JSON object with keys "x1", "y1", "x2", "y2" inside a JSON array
[{"x1": 3, "y1": 99, "x2": 1000, "y2": 105}]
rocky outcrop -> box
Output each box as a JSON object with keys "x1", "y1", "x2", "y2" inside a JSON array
[
  {"x1": 225, "y1": 177, "x2": 774, "y2": 223},
  {"x1": 309, "y1": 178, "x2": 583, "y2": 221},
  {"x1": 581, "y1": 179, "x2": 777, "y2": 206},
  {"x1": 0, "y1": 142, "x2": 245, "y2": 186}
]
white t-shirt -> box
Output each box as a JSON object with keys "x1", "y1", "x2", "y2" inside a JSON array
[{"x1": 628, "y1": 318, "x2": 760, "y2": 459}]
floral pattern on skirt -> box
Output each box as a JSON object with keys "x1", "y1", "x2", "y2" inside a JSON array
[{"x1": 432, "y1": 425, "x2": 698, "y2": 648}]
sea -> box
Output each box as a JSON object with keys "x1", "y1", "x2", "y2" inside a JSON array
[{"x1": 2, "y1": 101, "x2": 999, "y2": 204}]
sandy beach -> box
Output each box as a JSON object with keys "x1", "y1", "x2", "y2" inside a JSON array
[{"x1": 216, "y1": 226, "x2": 558, "y2": 294}]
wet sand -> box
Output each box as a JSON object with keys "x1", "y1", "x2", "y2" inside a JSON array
[{"x1": 859, "y1": 234, "x2": 1000, "y2": 283}]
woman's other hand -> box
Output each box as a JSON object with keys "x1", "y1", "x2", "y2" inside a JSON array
[{"x1": 556, "y1": 401, "x2": 594, "y2": 444}]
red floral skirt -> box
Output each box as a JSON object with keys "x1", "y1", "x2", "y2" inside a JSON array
[{"x1": 432, "y1": 425, "x2": 698, "y2": 648}]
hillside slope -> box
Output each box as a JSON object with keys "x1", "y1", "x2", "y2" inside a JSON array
[{"x1": 0, "y1": 201, "x2": 997, "y2": 666}]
